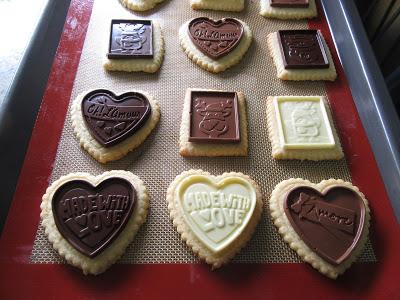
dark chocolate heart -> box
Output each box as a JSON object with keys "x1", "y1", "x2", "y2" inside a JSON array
[
  {"x1": 82, "y1": 89, "x2": 151, "y2": 147},
  {"x1": 52, "y1": 178, "x2": 136, "y2": 258},
  {"x1": 188, "y1": 17, "x2": 244, "y2": 59},
  {"x1": 284, "y1": 186, "x2": 366, "y2": 265}
]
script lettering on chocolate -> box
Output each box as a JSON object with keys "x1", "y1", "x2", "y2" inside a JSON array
[
  {"x1": 188, "y1": 17, "x2": 244, "y2": 59},
  {"x1": 290, "y1": 193, "x2": 356, "y2": 235}
]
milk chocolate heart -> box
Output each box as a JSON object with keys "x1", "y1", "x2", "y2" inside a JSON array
[
  {"x1": 284, "y1": 186, "x2": 366, "y2": 265},
  {"x1": 52, "y1": 178, "x2": 136, "y2": 257},
  {"x1": 188, "y1": 17, "x2": 244, "y2": 59},
  {"x1": 82, "y1": 89, "x2": 151, "y2": 147}
]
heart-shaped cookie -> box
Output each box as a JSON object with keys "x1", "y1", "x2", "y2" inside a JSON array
[
  {"x1": 40, "y1": 171, "x2": 149, "y2": 275},
  {"x1": 188, "y1": 17, "x2": 244, "y2": 59},
  {"x1": 71, "y1": 89, "x2": 160, "y2": 163},
  {"x1": 167, "y1": 170, "x2": 263, "y2": 268},
  {"x1": 52, "y1": 178, "x2": 136, "y2": 258},
  {"x1": 82, "y1": 89, "x2": 151, "y2": 147},
  {"x1": 270, "y1": 179, "x2": 370, "y2": 279}
]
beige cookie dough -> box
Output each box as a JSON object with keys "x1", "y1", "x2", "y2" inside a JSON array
[
  {"x1": 40, "y1": 170, "x2": 149, "y2": 275},
  {"x1": 179, "y1": 18, "x2": 252, "y2": 73},
  {"x1": 260, "y1": 0, "x2": 317, "y2": 19},
  {"x1": 267, "y1": 31, "x2": 337, "y2": 81},
  {"x1": 269, "y1": 178, "x2": 370, "y2": 279},
  {"x1": 104, "y1": 21, "x2": 164, "y2": 73},
  {"x1": 119, "y1": 0, "x2": 164, "y2": 11},
  {"x1": 71, "y1": 89, "x2": 160, "y2": 164},
  {"x1": 167, "y1": 170, "x2": 263, "y2": 268},
  {"x1": 266, "y1": 96, "x2": 343, "y2": 160},
  {"x1": 179, "y1": 88, "x2": 248, "y2": 157},
  {"x1": 191, "y1": 0, "x2": 244, "y2": 12}
]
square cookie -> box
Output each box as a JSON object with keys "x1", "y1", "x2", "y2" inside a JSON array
[
  {"x1": 260, "y1": 0, "x2": 317, "y2": 19},
  {"x1": 266, "y1": 96, "x2": 343, "y2": 160},
  {"x1": 103, "y1": 19, "x2": 164, "y2": 73},
  {"x1": 180, "y1": 89, "x2": 248, "y2": 156},
  {"x1": 191, "y1": 0, "x2": 244, "y2": 12},
  {"x1": 267, "y1": 30, "x2": 337, "y2": 81},
  {"x1": 119, "y1": 0, "x2": 164, "y2": 12}
]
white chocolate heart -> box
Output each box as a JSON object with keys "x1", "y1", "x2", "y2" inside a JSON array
[{"x1": 175, "y1": 174, "x2": 256, "y2": 253}]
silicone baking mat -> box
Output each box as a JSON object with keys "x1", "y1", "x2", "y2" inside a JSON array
[
  {"x1": 30, "y1": 0, "x2": 375, "y2": 264},
  {"x1": 0, "y1": 0, "x2": 399, "y2": 299}
]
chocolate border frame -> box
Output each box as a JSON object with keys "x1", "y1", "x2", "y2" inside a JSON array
[
  {"x1": 188, "y1": 90, "x2": 241, "y2": 143},
  {"x1": 277, "y1": 29, "x2": 329, "y2": 69},
  {"x1": 107, "y1": 19, "x2": 154, "y2": 59}
]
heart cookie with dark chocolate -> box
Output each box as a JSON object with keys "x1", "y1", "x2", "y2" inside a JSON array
[
  {"x1": 179, "y1": 17, "x2": 252, "y2": 73},
  {"x1": 270, "y1": 179, "x2": 370, "y2": 279},
  {"x1": 40, "y1": 171, "x2": 149, "y2": 275},
  {"x1": 71, "y1": 89, "x2": 160, "y2": 163},
  {"x1": 82, "y1": 89, "x2": 151, "y2": 147},
  {"x1": 52, "y1": 177, "x2": 136, "y2": 258},
  {"x1": 188, "y1": 17, "x2": 244, "y2": 59}
]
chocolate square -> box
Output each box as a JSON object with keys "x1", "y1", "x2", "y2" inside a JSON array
[
  {"x1": 270, "y1": 0, "x2": 309, "y2": 8},
  {"x1": 189, "y1": 91, "x2": 240, "y2": 143},
  {"x1": 107, "y1": 19, "x2": 153, "y2": 59},
  {"x1": 277, "y1": 30, "x2": 329, "y2": 69}
]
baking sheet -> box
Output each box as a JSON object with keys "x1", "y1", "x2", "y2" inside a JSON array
[{"x1": 30, "y1": 0, "x2": 376, "y2": 264}]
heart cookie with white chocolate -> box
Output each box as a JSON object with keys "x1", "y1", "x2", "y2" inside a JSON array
[
  {"x1": 167, "y1": 170, "x2": 263, "y2": 268},
  {"x1": 270, "y1": 178, "x2": 370, "y2": 279}
]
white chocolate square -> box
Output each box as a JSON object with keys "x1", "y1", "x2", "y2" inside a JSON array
[
  {"x1": 260, "y1": 0, "x2": 317, "y2": 19},
  {"x1": 274, "y1": 96, "x2": 335, "y2": 150},
  {"x1": 267, "y1": 96, "x2": 344, "y2": 160}
]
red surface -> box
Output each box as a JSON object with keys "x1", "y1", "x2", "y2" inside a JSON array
[{"x1": 0, "y1": 0, "x2": 399, "y2": 299}]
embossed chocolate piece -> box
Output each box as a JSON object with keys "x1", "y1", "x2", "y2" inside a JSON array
[
  {"x1": 108, "y1": 19, "x2": 153, "y2": 59},
  {"x1": 188, "y1": 17, "x2": 244, "y2": 59},
  {"x1": 278, "y1": 30, "x2": 329, "y2": 69},
  {"x1": 270, "y1": 0, "x2": 309, "y2": 8},
  {"x1": 52, "y1": 178, "x2": 136, "y2": 258},
  {"x1": 284, "y1": 186, "x2": 366, "y2": 265},
  {"x1": 189, "y1": 91, "x2": 240, "y2": 143},
  {"x1": 82, "y1": 89, "x2": 151, "y2": 147}
]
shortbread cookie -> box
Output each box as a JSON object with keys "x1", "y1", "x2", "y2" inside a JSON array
[
  {"x1": 267, "y1": 30, "x2": 337, "y2": 81},
  {"x1": 179, "y1": 88, "x2": 248, "y2": 157},
  {"x1": 104, "y1": 20, "x2": 164, "y2": 73},
  {"x1": 179, "y1": 17, "x2": 252, "y2": 73},
  {"x1": 119, "y1": 0, "x2": 164, "y2": 11},
  {"x1": 270, "y1": 178, "x2": 370, "y2": 279},
  {"x1": 167, "y1": 170, "x2": 263, "y2": 268},
  {"x1": 71, "y1": 89, "x2": 160, "y2": 163},
  {"x1": 40, "y1": 170, "x2": 149, "y2": 275},
  {"x1": 260, "y1": 0, "x2": 317, "y2": 19},
  {"x1": 266, "y1": 96, "x2": 343, "y2": 160},
  {"x1": 191, "y1": 0, "x2": 244, "y2": 12}
]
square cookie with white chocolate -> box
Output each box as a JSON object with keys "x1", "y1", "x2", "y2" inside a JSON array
[
  {"x1": 179, "y1": 89, "x2": 248, "y2": 157},
  {"x1": 260, "y1": 0, "x2": 317, "y2": 20},
  {"x1": 267, "y1": 30, "x2": 337, "y2": 81},
  {"x1": 266, "y1": 96, "x2": 343, "y2": 160}
]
